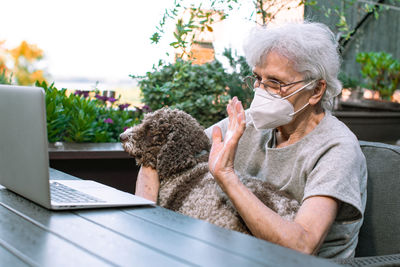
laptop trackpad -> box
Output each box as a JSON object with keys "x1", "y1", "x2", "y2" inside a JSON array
[{"x1": 53, "y1": 180, "x2": 152, "y2": 204}]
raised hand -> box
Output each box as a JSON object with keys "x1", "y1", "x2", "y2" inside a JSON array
[{"x1": 208, "y1": 97, "x2": 246, "y2": 188}]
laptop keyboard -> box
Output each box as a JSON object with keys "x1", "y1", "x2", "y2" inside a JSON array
[{"x1": 50, "y1": 182, "x2": 106, "y2": 203}]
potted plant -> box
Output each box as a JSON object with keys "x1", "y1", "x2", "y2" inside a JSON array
[
  {"x1": 131, "y1": 49, "x2": 253, "y2": 129},
  {"x1": 337, "y1": 52, "x2": 400, "y2": 112},
  {"x1": 38, "y1": 81, "x2": 144, "y2": 143},
  {"x1": 333, "y1": 52, "x2": 400, "y2": 144},
  {"x1": 338, "y1": 72, "x2": 362, "y2": 102},
  {"x1": 132, "y1": 59, "x2": 231, "y2": 128},
  {"x1": 356, "y1": 51, "x2": 400, "y2": 107}
]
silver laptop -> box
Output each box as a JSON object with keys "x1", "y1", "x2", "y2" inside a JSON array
[{"x1": 0, "y1": 84, "x2": 154, "y2": 209}]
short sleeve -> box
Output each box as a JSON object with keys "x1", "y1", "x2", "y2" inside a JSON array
[
  {"x1": 204, "y1": 117, "x2": 229, "y2": 140},
  {"x1": 204, "y1": 109, "x2": 253, "y2": 140},
  {"x1": 303, "y1": 138, "x2": 367, "y2": 222}
]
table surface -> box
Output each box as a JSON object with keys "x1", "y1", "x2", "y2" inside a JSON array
[{"x1": 0, "y1": 169, "x2": 340, "y2": 267}]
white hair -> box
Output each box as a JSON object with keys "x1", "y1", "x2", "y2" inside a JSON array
[{"x1": 243, "y1": 22, "x2": 342, "y2": 111}]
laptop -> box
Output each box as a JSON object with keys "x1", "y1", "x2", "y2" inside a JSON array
[{"x1": 0, "y1": 84, "x2": 155, "y2": 209}]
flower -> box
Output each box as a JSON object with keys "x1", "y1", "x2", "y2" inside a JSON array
[
  {"x1": 142, "y1": 105, "x2": 152, "y2": 113},
  {"x1": 118, "y1": 103, "x2": 130, "y2": 111},
  {"x1": 74, "y1": 90, "x2": 90, "y2": 98},
  {"x1": 104, "y1": 118, "x2": 114, "y2": 124},
  {"x1": 108, "y1": 97, "x2": 117, "y2": 103},
  {"x1": 95, "y1": 94, "x2": 108, "y2": 102}
]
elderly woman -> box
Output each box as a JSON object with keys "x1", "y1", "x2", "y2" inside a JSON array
[{"x1": 136, "y1": 22, "x2": 367, "y2": 259}]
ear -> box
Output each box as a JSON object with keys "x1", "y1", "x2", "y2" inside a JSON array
[
  {"x1": 129, "y1": 125, "x2": 158, "y2": 169},
  {"x1": 309, "y1": 80, "x2": 327, "y2": 106},
  {"x1": 156, "y1": 131, "x2": 198, "y2": 181}
]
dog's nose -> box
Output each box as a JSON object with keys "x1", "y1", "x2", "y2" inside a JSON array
[{"x1": 120, "y1": 133, "x2": 128, "y2": 142}]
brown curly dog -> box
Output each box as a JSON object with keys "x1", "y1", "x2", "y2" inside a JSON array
[{"x1": 120, "y1": 108, "x2": 299, "y2": 235}]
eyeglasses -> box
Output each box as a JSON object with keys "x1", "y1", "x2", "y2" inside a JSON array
[{"x1": 244, "y1": 76, "x2": 308, "y2": 98}]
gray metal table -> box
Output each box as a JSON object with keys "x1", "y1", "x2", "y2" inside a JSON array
[{"x1": 0, "y1": 169, "x2": 340, "y2": 267}]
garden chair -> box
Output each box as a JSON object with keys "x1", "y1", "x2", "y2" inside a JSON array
[{"x1": 333, "y1": 141, "x2": 400, "y2": 266}]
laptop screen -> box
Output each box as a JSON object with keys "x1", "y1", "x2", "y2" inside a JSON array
[{"x1": 0, "y1": 85, "x2": 51, "y2": 208}]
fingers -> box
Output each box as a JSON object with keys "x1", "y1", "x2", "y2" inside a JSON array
[
  {"x1": 227, "y1": 97, "x2": 240, "y2": 129},
  {"x1": 235, "y1": 99, "x2": 246, "y2": 130},
  {"x1": 231, "y1": 97, "x2": 245, "y2": 129},
  {"x1": 211, "y1": 126, "x2": 222, "y2": 144},
  {"x1": 227, "y1": 98, "x2": 234, "y2": 127},
  {"x1": 209, "y1": 98, "x2": 245, "y2": 178},
  {"x1": 228, "y1": 99, "x2": 245, "y2": 144},
  {"x1": 209, "y1": 126, "x2": 223, "y2": 174}
]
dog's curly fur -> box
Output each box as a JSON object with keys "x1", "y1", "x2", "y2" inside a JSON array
[{"x1": 121, "y1": 108, "x2": 300, "y2": 235}]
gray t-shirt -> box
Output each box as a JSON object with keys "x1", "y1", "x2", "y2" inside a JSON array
[{"x1": 205, "y1": 112, "x2": 367, "y2": 259}]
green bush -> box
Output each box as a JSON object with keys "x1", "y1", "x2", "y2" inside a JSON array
[
  {"x1": 356, "y1": 51, "x2": 400, "y2": 100},
  {"x1": 338, "y1": 71, "x2": 359, "y2": 89},
  {"x1": 0, "y1": 69, "x2": 12, "y2": 85},
  {"x1": 133, "y1": 59, "x2": 229, "y2": 128},
  {"x1": 132, "y1": 53, "x2": 252, "y2": 128},
  {"x1": 222, "y1": 48, "x2": 253, "y2": 109},
  {"x1": 37, "y1": 81, "x2": 145, "y2": 143}
]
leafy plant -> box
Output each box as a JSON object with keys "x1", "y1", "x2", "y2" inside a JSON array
[
  {"x1": 151, "y1": 0, "x2": 231, "y2": 58},
  {"x1": 132, "y1": 59, "x2": 231, "y2": 128},
  {"x1": 222, "y1": 48, "x2": 253, "y2": 109},
  {"x1": 131, "y1": 52, "x2": 253, "y2": 128},
  {"x1": 36, "y1": 81, "x2": 145, "y2": 143},
  {"x1": 313, "y1": 0, "x2": 400, "y2": 50},
  {"x1": 356, "y1": 52, "x2": 400, "y2": 100},
  {"x1": 151, "y1": 0, "x2": 306, "y2": 57},
  {"x1": 152, "y1": 1, "x2": 400, "y2": 59},
  {"x1": 338, "y1": 71, "x2": 359, "y2": 89}
]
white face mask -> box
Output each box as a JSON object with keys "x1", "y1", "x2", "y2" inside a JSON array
[{"x1": 249, "y1": 80, "x2": 316, "y2": 130}]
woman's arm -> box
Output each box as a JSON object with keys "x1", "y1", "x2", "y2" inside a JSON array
[
  {"x1": 135, "y1": 165, "x2": 160, "y2": 202},
  {"x1": 209, "y1": 97, "x2": 338, "y2": 254},
  {"x1": 223, "y1": 176, "x2": 338, "y2": 254}
]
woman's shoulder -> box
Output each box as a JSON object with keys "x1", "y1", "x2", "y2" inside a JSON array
[{"x1": 310, "y1": 112, "x2": 360, "y2": 145}]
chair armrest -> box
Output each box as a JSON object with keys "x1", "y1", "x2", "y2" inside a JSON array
[{"x1": 332, "y1": 253, "x2": 400, "y2": 266}]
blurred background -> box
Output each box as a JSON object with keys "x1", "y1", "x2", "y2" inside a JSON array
[
  {"x1": 0, "y1": 0, "x2": 251, "y2": 105},
  {"x1": 1, "y1": 0, "x2": 399, "y2": 144},
  {"x1": 0, "y1": 0, "x2": 305, "y2": 105}
]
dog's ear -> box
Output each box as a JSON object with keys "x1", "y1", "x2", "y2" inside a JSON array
[
  {"x1": 155, "y1": 109, "x2": 211, "y2": 180},
  {"x1": 124, "y1": 124, "x2": 159, "y2": 169},
  {"x1": 156, "y1": 131, "x2": 200, "y2": 180}
]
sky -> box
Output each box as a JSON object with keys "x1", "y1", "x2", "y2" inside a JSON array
[{"x1": 1, "y1": 0, "x2": 255, "y2": 86}]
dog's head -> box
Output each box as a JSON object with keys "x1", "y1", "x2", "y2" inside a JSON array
[{"x1": 120, "y1": 108, "x2": 210, "y2": 180}]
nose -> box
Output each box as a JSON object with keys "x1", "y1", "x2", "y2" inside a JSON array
[{"x1": 120, "y1": 133, "x2": 128, "y2": 142}]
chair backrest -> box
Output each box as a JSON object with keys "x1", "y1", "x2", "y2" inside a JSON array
[{"x1": 356, "y1": 141, "x2": 400, "y2": 257}]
